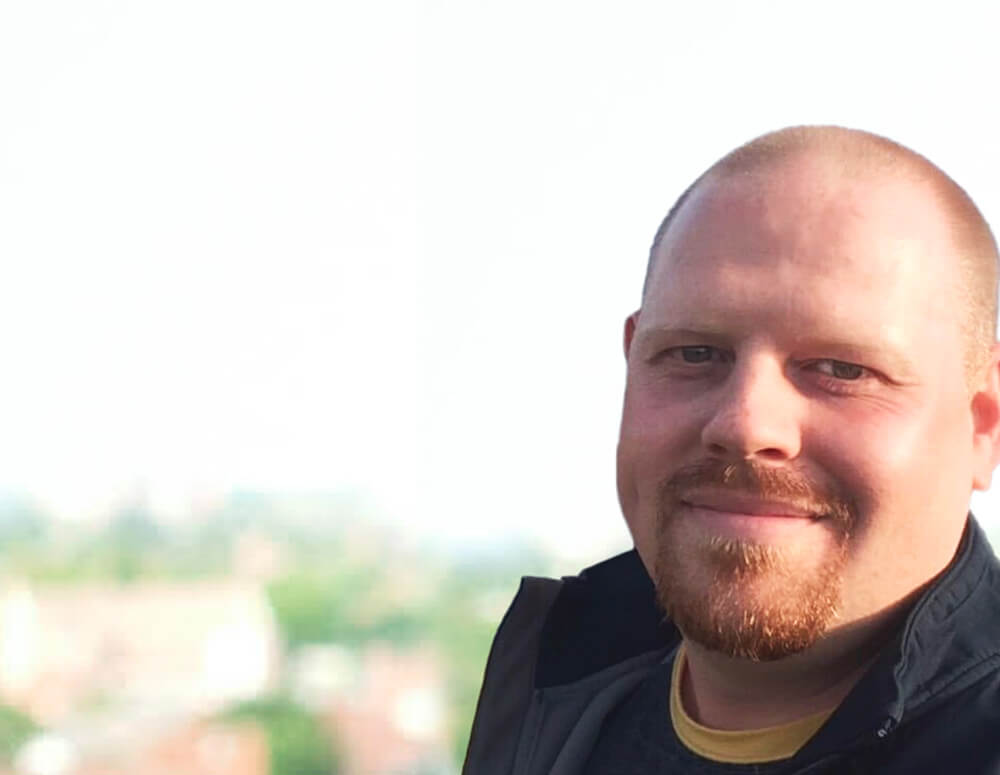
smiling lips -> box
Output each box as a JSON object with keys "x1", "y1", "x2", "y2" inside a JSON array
[{"x1": 680, "y1": 490, "x2": 821, "y2": 520}]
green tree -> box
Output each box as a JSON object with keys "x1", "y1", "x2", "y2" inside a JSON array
[
  {"x1": 267, "y1": 564, "x2": 427, "y2": 648},
  {"x1": 221, "y1": 695, "x2": 340, "y2": 775},
  {"x1": 0, "y1": 704, "x2": 39, "y2": 762}
]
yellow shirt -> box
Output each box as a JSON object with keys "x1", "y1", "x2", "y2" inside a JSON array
[{"x1": 669, "y1": 644, "x2": 835, "y2": 764}]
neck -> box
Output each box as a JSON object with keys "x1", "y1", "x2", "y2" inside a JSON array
[{"x1": 680, "y1": 604, "x2": 910, "y2": 730}]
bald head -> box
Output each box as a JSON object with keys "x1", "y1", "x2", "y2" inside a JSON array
[{"x1": 644, "y1": 126, "x2": 999, "y2": 373}]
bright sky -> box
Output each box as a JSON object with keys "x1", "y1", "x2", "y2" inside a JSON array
[{"x1": 2, "y1": 1, "x2": 1000, "y2": 559}]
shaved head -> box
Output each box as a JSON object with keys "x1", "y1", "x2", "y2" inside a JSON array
[
  {"x1": 644, "y1": 126, "x2": 999, "y2": 374},
  {"x1": 622, "y1": 126, "x2": 1000, "y2": 666}
]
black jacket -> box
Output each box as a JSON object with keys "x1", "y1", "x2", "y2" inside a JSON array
[{"x1": 464, "y1": 516, "x2": 1000, "y2": 774}]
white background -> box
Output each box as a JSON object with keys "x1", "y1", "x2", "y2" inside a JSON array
[{"x1": 1, "y1": 1, "x2": 999, "y2": 560}]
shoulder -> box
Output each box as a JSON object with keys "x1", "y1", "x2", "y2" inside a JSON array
[
  {"x1": 462, "y1": 575, "x2": 565, "y2": 775},
  {"x1": 463, "y1": 550, "x2": 679, "y2": 774}
]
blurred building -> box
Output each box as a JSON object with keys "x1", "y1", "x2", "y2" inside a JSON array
[
  {"x1": 291, "y1": 642, "x2": 453, "y2": 774},
  {"x1": 14, "y1": 719, "x2": 268, "y2": 775},
  {"x1": 0, "y1": 579, "x2": 280, "y2": 722}
]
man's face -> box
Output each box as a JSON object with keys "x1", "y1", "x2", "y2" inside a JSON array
[{"x1": 617, "y1": 160, "x2": 994, "y2": 660}]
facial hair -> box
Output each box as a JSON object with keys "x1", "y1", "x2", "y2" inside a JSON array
[{"x1": 653, "y1": 460, "x2": 857, "y2": 661}]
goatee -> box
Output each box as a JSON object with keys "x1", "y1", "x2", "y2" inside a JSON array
[{"x1": 653, "y1": 460, "x2": 856, "y2": 661}]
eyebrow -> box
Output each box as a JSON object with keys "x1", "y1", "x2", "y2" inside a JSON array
[{"x1": 632, "y1": 326, "x2": 733, "y2": 349}]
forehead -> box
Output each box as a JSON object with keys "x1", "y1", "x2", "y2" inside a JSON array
[{"x1": 643, "y1": 162, "x2": 965, "y2": 343}]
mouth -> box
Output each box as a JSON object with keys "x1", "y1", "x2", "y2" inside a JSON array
[
  {"x1": 676, "y1": 494, "x2": 825, "y2": 543},
  {"x1": 679, "y1": 490, "x2": 822, "y2": 520}
]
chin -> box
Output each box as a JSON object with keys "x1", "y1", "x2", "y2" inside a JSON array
[{"x1": 654, "y1": 534, "x2": 847, "y2": 661}]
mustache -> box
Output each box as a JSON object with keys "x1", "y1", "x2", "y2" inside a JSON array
[{"x1": 659, "y1": 459, "x2": 856, "y2": 529}]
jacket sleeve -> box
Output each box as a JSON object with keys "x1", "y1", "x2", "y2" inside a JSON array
[{"x1": 462, "y1": 575, "x2": 563, "y2": 775}]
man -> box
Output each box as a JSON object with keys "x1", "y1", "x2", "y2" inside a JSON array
[{"x1": 463, "y1": 126, "x2": 1000, "y2": 774}]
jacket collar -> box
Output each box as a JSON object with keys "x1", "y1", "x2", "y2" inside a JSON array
[
  {"x1": 804, "y1": 514, "x2": 1000, "y2": 757},
  {"x1": 535, "y1": 515, "x2": 1000, "y2": 747},
  {"x1": 535, "y1": 546, "x2": 678, "y2": 688}
]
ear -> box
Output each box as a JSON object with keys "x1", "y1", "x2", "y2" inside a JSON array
[
  {"x1": 971, "y1": 343, "x2": 1000, "y2": 491},
  {"x1": 623, "y1": 310, "x2": 640, "y2": 359}
]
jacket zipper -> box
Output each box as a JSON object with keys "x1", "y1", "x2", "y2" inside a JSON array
[{"x1": 793, "y1": 717, "x2": 896, "y2": 774}]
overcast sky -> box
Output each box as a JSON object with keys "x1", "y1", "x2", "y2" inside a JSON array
[{"x1": 2, "y1": 1, "x2": 999, "y2": 559}]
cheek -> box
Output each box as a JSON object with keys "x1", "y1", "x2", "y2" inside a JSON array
[
  {"x1": 616, "y1": 389, "x2": 703, "y2": 568},
  {"x1": 617, "y1": 396, "x2": 696, "y2": 497},
  {"x1": 615, "y1": 422, "x2": 654, "y2": 564},
  {"x1": 808, "y1": 408, "x2": 913, "y2": 508},
  {"x1": 810, "y1": 399, "x2": 975, "y2": 614},
  {"x1": 807, "y1": 399, "x2": 972, "y2": 543}
]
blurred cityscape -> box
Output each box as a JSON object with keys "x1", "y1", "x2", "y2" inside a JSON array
[{"x1": 0, "y1": 491, "x2": 556, "y2": 774}]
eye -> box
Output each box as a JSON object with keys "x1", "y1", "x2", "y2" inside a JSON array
[
  {"x1": 810, "y1": 359, "x2": 867, "y2": 380},
  {"x1": 670, "y1": 346, "x2": 721, "y2": 364}
]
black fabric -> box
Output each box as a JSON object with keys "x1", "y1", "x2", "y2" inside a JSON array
[
  {"x1": 536, "y1": 549, "x2": 679, "y2": 688},
  {"x1": 582, "y1": 657, "x2": 793, "y2": 775},
  {"x1": 462, "y1": 576, "x2": 563, "y2": 775}
]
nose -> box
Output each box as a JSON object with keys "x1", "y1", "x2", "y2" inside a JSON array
[{"x1": 700, "y1": 356, "x2": 802, "y2": 462}]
